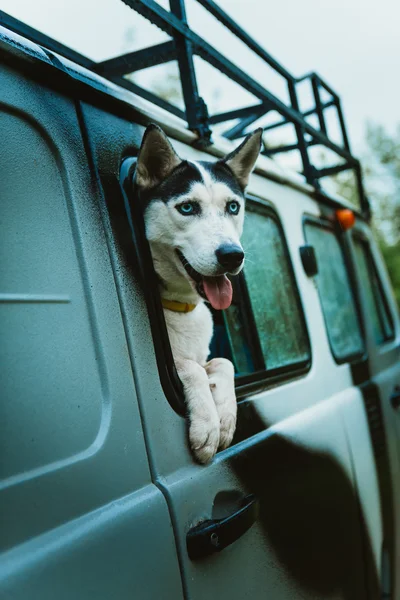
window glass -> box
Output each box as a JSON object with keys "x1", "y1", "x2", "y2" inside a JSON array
[
  {"x1": 353, "y1": 239, "x2": 394, "y2": 344},
  {"x1": 221, "y1": 206, "x2": 310, "y2": 374},
  {"x1": 305, "y1": 223, "x2": 364, "y2": 361}
]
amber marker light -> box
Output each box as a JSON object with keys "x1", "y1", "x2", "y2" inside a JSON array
[{"x1": 336, "y1": 208, "x2": 355, "y2": 231}]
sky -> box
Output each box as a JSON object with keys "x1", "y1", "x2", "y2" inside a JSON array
[{"x1": 1, "y1": 0, "x2": 399, "y2": 157}]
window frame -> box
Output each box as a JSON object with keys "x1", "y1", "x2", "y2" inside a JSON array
[
  {"x1": 352, "y1": 232, "x2": 395, "y2": 345},
  {"x1": 232, "y1": 196, "x2": 312, "y2": 398},
  {"x1": 119, "y1": 157, "x2": 186, "y2": 416},
  {"x1": 303, "y1": 215, "x2": 366, "y2": 366}
]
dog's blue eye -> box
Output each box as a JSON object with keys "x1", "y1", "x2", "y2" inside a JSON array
[
  {"x1": 177, "y1": 202, "x2": 198, "y2": 215},
  {"x1": 227, "y1": 201, "x2": 240, "y2": 215}
]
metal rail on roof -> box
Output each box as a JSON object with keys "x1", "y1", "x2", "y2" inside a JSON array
[
  {"x1": 0, "y1": 1, "x2": 369, "y2": 216},
  {"x1": 114, "y1": 0, "x2": 368, "y2": 215}
]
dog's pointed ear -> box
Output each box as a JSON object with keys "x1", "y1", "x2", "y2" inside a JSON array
[
  {"x1": 136, "y1": 124, "x2": 182, "y2": 189},
  {"x1": 221, "y1": 128, "x2": 263, "y2": 189}
]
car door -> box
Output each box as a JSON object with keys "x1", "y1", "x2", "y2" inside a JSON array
[
  {"x1": 0, "y1": 56, "x2": 184, "y2": 600},
  {"x1": 81, "y1": 86, "x2": 382, "y2": 598},
  {"x1": 350, "y1": 224, "x2": 400, "y2": 599}
]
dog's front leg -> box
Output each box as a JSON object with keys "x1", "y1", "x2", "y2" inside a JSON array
[
  {"x1": 205, "y1": 358, "x2": 237, "y2": 450},
  {"x1": 176, "y1": 359, "x2": 220, "y2": 464}
]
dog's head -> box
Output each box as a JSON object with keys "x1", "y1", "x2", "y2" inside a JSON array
[{"x1": 135, "y1": 124, "x2": 262, "y2": 310}]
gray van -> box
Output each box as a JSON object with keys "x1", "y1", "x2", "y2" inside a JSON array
[{"x1": 1, "y1": 3, "x2": 400, "y2": 599}]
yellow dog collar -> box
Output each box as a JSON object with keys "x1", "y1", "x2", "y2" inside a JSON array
[{"x1": 161, "y1": 298, "x2": 197, "y2": 313}]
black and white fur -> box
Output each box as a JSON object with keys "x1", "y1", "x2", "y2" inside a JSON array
[{"x1": 135, "y1": 124, "x2": 262, "y2": 463}]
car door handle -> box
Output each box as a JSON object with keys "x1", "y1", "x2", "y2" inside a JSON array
[
  {"x1": 186, "y1": 494, "x2": 259, "y2": 560},
  {"x1": 391, "y1": 385, "x2": 400, "y2": 410}
]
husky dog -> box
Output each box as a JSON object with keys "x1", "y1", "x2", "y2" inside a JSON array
[{"x1": 135, "y1": 124, "x2": 262, "y2": 463}]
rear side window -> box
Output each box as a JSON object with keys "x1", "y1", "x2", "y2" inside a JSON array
[
  {"x1": 221, "y1": 203, "x2": 310, "y2": 378},
  {"x1": 305, "y1": 222, "x2": 364, "y2": 362},
  {"x1": 353, "y1": 238, "x2": 394, "y2": 344}
]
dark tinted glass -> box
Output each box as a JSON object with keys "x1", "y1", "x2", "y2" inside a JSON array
[
  {"x1": 305, "y1": 223, "x2": 364, "y2": 361},
  {"x1": 353, "y1": 239, "x2": 394, "y2": 344}
]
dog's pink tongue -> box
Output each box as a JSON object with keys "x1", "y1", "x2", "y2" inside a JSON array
[{"x1": 203, "y1": 275, "x2": 233, "y2": 310}]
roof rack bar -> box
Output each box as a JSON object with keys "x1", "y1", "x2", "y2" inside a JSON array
[
  {"x1": 262, "y1": 100, "x2": 336, "y2": 132},
  {"x1": 193, "y1": 43, "x2": 356, "y2": 163},
  {"x1": 316, "y1": 162, "x2": 350, "y2": 179},
  {"x1": 114, "y1": 76, "x2": 187, "y2": 120},
  {"x1": 123, "y1": 1, "x2": 357, "y2": 161},
  {"x1": 265, "y1": 143, "x2": 300, "y2": 156},
  {"x1": 354, "y1": 163, "x2": 369, "y2": 219},
  {"x1": 310, "y1": 74, "x2": 328, "y2": 135},
  {"x1": 195, "y1": 0, "x2": 295, "y2": 82},
  {"x1": 288, "y1": 79, "x2": 314, "y2": 184},
  {"x1": 310, "y1": 73, "x2": 352, "y2": 153},
  {"x1": 94, "y1": 41, "x2": 177, "y2": 77},
  {"x1": 314, "y1": 74, "x2": 339, "y2": 102},
  {"x1": 335, "y1": 98, "x2": 351, "y2": 152},
  {"x1": 296, "y1": 72, "x2": 339, "y2": 102},
  {"x1": 209, "y1": 102, "x2": 266, "y2": 124},
  {"x1": 223, "y1": 107, "x2": 271, "y2": 140},
  {"x1": 0, "y1": 1, "x2": 368, "y2": 215},
  {"x1": 302, "y1": 100, "x2": 336, "y2": 118},
  {"x1": 265, "y1": 139, "x2": 318, "y2": 156},
  {"x1": 262, "y1": 117, "x2": 290, "y2": 132},
  {"x1": 213, "y1": 101, "x2": 333, "y2": 131},
  {"x1": 169, "y1": 0, "x2": 211, "y2": 143},
  {"x1": 0, "y1": 9, "x2": 186, "y2": 121}
]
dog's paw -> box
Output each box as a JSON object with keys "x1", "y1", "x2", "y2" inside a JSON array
[
  {"x1": 218, "y1": 412, "x2": 237, "y2": 450},
  {"x1": 205, "y1": 358, "x2": 237, "y2": 452},
  {"x1": 189, "y1": 416, "x2": 220, "y2": 464}
]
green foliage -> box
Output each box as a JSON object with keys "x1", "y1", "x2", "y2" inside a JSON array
[
  {"x1": 367, "y1": 123, "x2": 400, "y2": 181},
  {"x1": 366, "y1": 123, "x2": 400, "y2": 243},
  {"x1": 333, "y1": 169, "x2": 358, "y2": 206},
  {"x1": 365, "y1": 123, "x2": 400, "y2": 307},
  {"x1": 380, "y1": 238, "x2": 400, "y2": 308}
]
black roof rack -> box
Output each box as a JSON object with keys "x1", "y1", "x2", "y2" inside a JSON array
[{"x1": 0, "y1": 1, "x2": 369, "y2": 217}]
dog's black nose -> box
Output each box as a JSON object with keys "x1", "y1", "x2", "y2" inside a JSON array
[{"x1": 216, "y1": 244, "x2": 244, "y2": 271}]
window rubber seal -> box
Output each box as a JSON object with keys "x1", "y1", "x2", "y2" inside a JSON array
[{"x1": 119, "y1": 156, "x2": 186, "y2": 416}]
